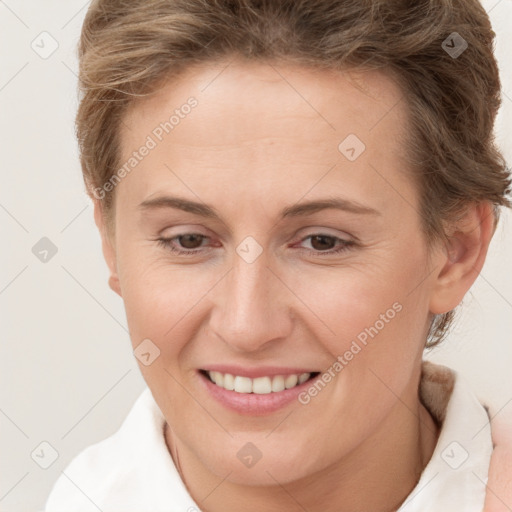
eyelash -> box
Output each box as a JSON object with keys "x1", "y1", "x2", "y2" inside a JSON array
[{"x1": 155, "y1": 233, "x2": 355, "y2": 257}]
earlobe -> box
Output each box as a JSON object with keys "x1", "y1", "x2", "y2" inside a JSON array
[
  {"x1": 429, "y1": 202, "x2": 495, "y2": 315},
  {"x1": 93, "y1": 199, "x2": 122, "y2": 298},
  {"x1": 108, "y1": 274, "x2": 122, "y2": 296}
]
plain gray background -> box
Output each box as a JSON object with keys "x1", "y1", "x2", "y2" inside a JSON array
[{"x1": 1, "y1": 1, "x2": 511, "y2": 511}]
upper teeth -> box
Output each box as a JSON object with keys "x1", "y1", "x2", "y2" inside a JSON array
[{"x1": 207, "y1": 371, "x2": 311, "y2": 394}]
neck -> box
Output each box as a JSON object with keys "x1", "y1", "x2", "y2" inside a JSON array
[{"x1": 165, "y1": 386, "x2": 439, "y2": 512}]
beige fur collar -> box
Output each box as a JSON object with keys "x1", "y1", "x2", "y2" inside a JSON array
[{"x1": 419, "y1": 361, "x2": 457, "y2": 425}]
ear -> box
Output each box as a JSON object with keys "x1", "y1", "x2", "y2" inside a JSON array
[
  {"x1": 93, "y1": 199, "x2": 122, "y2": 297},
  {"x1": 429, "y1": 202, "x2": 495, "y2": 315}
]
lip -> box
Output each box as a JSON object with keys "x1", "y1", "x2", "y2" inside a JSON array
[{"x1": 198, "y1": 369, "x2": 320, "y2": 415}]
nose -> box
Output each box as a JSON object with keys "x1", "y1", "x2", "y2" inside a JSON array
[{"x1": 208, "y1": 249, "x2": 293, "y2": 353}]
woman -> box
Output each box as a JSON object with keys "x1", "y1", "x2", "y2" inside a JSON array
[{"x1": 45, "y1": 0, "x2": 511, "y2": 510}]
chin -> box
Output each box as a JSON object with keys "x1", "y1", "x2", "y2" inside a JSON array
[{"x1": 199, "y1": 441, "x2": 317, "y2": 487}]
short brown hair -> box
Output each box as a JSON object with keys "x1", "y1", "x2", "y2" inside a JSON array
[{"x1": 76, "y1": 0, "x2": 511, "y2": 346}]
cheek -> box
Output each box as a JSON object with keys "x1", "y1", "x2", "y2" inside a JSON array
[
  {"x1": 118, "y1": 251, "x2": 220, "y2": 362},
  {"x1": 291, "y1": 263, "x2": 412, "y2": 342},
  {"x1": 293, "y1": 256, "x2": 430, "y2": 384}
]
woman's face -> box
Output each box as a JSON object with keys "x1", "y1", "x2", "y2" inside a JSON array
[{"x1": 105, "y1": 60, "x2": 444, "y2": 484}]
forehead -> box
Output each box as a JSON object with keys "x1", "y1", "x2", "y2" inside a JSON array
[
  {"x1": 118, "y1": 60, "x2": 413, "y2": 217},
  {"x1": 123, "y1": 59, "x2": 406, "y2": 140}
]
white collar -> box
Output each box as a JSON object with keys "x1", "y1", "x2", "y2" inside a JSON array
[{"x1": 397, "y1": 362, "x2": 492, "y2": 511}]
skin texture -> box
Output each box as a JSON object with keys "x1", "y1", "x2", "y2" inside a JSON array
[{"x1": 94, "y1": 60, "x2": 496, "y2": 512}]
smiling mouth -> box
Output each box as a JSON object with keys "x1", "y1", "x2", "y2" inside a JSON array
[{"x1": 200, "y1": 370, "x2": 321, "y2": 394}]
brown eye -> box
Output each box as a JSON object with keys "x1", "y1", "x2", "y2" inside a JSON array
[
  {"x1": 296, "y1": 233, "x2": 355, "y2": 257},
  {"x1": 309, "y1": 235, "x2": 337, "y2": 251},
  {"x1": 177, "y1": 234, "x2": 205, "y2": 249}
]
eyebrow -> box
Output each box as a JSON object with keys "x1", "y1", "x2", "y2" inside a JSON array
[{"x1": 138, "y1": 195, "x2": 380, "y2": 220}]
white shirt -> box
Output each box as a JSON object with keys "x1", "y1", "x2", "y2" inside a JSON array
[{"x1": 44, "y1": 362, "x2": 492, "y2": 512}]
